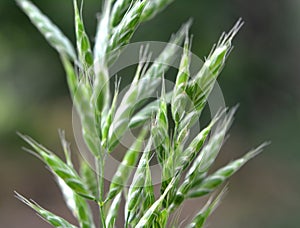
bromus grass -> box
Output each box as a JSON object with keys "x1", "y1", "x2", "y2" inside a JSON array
[{"x1": 16, "y1": 0, "x2": 268, "y2": 227}]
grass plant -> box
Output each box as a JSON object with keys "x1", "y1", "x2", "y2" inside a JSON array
[{"x1": 16, "y1": 0, "x2": 268, "y2": 227}]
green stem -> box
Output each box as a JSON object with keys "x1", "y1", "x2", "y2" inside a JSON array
[
  {"x1": 173, "y1": 121, "x2": 179, "y2": 150},
  {"x1": 96, "y1": 156, "x2": 106, "y2": 228}
]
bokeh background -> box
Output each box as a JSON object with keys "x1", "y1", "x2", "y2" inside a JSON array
[{"x1": 0, "y1": 0, "x2": 299, "y2": 227}]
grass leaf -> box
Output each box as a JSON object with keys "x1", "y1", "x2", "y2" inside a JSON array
[
  {"x1": 19, "y1": 133, "x2": 96, "y2": 201},
  {"x1": 15, "y1": 192, "x2": 78, "y2": 228},
  {"x1": 141, "y1": 0, "x2": 175, "y2": 22},
  {"x1": 106, "y1": 127, "x2": 148, "y2": 201},
  {"x1": 105, "y1": 192, "x2": 122, "y2": 228},
  {"x1": 187, "y1": 142, "x2": 269, "y2": 198},
  {"x1": 125, "y1": 137, "x2": 152, "y2": 226},
  {"x1": 135, "y1": 177, "x2": 176, "y2": 228},
  {"x1": 73, "y1": 0, "x2": 93, "y2": 69},
  {"x1": 187, "y1": 187, "x2": 227, "y2": 228},
  {"x1": 80, "y1": 161, "x2": 98, "y2": 197},
  {"x1": 16, "y1": 0, "x2": 76, "y2": 60}
]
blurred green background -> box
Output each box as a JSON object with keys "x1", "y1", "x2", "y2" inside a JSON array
[{"x1": 0, "y1": 0, "x2": 299, "y2": 227}]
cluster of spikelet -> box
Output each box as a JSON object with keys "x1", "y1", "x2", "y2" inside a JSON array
[{"x1": 16, "y1": 0, "x2": 267, "y2": 227}]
